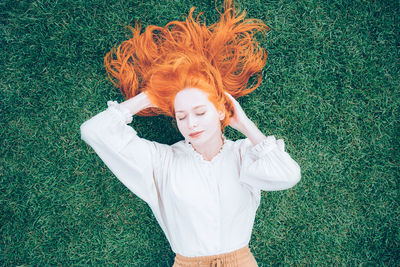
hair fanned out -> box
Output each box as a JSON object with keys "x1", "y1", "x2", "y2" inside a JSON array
[{"x1": 104, "y1": 0, "x2": 269, "y2": 128}]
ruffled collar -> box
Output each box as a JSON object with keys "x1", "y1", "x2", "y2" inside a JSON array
[{"x1": 184, "y1": 135, "x2": 228, "y2": 163}]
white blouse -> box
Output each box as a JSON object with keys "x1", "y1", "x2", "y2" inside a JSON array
[{"x1": 80, "y1": 100, "x2": 301, "y2": 257}]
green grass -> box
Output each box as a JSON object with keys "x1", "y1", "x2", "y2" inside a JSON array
[{"x1": 1, "y1": 0, "x2": 399, "y2": 265}]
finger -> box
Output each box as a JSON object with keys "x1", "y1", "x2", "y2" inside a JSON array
[
  {"x1": 224, "y1": 92, "x2": 236, "y2": 102},
  {"x1": 224, "y1": 91, "x2": 233, "y2": 99}
]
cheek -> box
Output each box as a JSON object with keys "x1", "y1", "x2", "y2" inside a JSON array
[
  {"x1": 176, "y1": 120, "x2": 186, "y2": 134},
  {"x1": 203, "y1": 114, "x2": 220, "y2": 129}
]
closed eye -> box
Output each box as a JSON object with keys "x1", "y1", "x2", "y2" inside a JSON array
[{"x1": 177, "y1": 112, "x2": 206, "y2": 121}]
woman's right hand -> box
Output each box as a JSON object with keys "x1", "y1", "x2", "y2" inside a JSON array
[
  {"x1": 119, "y1": 91, "x2": 157, "y2": 115},
  {"x1": 144, "y1": 92, "x2": 158, "y2": 109}
]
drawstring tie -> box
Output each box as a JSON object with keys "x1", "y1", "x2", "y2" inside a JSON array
[{"x1": 211, "y1": 258, "x2": 223, "y2": 267}]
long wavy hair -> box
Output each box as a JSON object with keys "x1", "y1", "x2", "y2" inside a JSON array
[{"x1": 104, "y1": 0, "x2": 269, "y2": 130}]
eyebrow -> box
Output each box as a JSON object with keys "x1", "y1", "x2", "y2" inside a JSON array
[{"x1": 175, "y1": 105, "x2": 207, "y2": 113}]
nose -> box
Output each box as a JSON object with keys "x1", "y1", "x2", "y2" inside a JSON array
[{"x1": 187, "y1": 114, "x2": 198, "y2": 129}]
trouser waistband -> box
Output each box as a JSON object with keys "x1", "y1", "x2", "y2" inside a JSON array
[{"x1": 174, "y1": 245, "x2": 252, "y2": 266}]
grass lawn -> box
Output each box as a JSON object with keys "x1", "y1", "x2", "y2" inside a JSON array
[{"x1": 1, "y1": 0, "x2": 399, "y2": 265}]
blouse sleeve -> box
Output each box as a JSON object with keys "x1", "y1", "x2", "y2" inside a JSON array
[
  {"x1": 239, "y1": 136, "x2": 301, "y2": 191},
  {"x1": 80, "y1": 100, "x2": 171, "y2": 207}
]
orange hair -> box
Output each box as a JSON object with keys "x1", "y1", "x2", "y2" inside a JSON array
[{"x1": 104, "y1": 0, "x2": 269, "y2": 130}]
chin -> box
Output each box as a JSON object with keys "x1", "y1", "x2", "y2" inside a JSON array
[{"x1": 188, "y1": 132, "x2": 207, "y2": 144}]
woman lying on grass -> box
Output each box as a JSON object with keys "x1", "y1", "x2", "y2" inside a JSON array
[{"x1": 80, "y1": 0, "x2": 301, "y2": 265}]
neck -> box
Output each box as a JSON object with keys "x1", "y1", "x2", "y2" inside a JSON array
[{"x1": 192, "y1": 133, "x2": 225, "y2": 161}]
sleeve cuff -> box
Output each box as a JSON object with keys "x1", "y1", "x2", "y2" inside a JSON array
[{"x1": 107, "y1": 100, "x2": 133, "y2": 124}]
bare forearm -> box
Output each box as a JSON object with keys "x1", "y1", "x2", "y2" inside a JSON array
[
  {"x1": 119, "y1": 92, "x2": 152, "y2": 116},
  {"x1": 240, "y1": 119, "x2": 268, "y2": 146}
]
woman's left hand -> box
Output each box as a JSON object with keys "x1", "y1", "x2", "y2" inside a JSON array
[{"x1": 224, "y1": 92, "x2": 252, "y2": 133}]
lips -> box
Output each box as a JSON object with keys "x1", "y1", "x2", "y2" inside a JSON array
[{"x1": 189, "y1": 131, "x2": 204, "y2": 138}]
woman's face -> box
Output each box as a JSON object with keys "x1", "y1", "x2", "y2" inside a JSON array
[{"x1": 174, "y1": 88, "x2": 224, "y2": 145}]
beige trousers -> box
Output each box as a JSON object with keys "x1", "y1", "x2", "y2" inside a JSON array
[{"x1": 172, "y1": 245, "x2": 258, "y2": 267}]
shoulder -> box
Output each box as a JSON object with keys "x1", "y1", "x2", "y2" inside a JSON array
[
  {"x1": 230, "y1": 138, "x2": 252, "y2": 152},
  {"x1": 217, "y1": 138, "x2": 253, "y2": 160},
  {"x1": 170, "y1": 139, "x2": 191, "y2": 157},
  {"x1": 143, "y1": 139, "x2": 190, "y2": 158}
]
